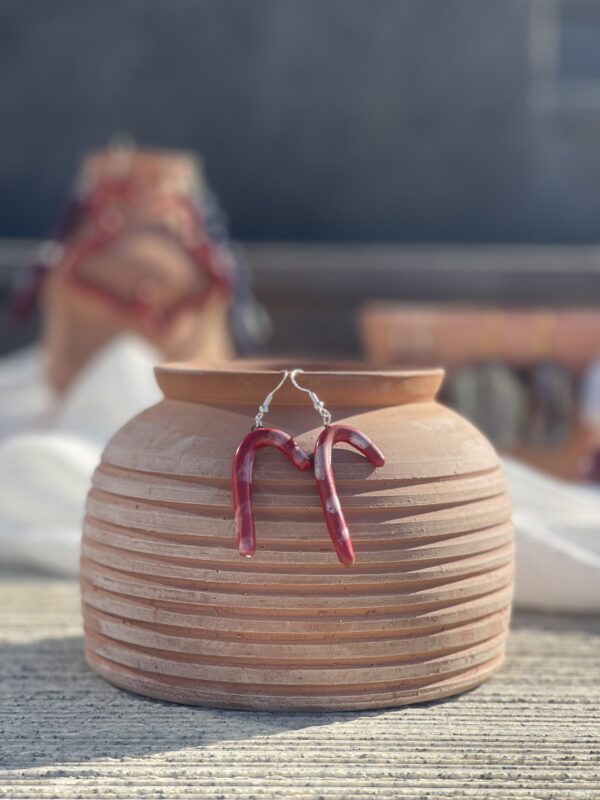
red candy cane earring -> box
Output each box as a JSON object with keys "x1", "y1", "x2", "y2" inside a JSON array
[
  {"x1": 231, "y1": 369, "x2": 386, "y2": 565},
  {"x1": 288, "y1": 370, "x2": 385, "y2": 567},
  {"x1": 232, "y1": 371, "x2": 312, "y2": 557}
]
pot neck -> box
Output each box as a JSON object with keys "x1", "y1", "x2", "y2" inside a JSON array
[{"x1": 154, "y1": 361, "x2": 444, "y2": 408}]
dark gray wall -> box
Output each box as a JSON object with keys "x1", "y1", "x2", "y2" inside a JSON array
[{"x1": 1, "y1": 0, "x2": 600, "y2": 243}]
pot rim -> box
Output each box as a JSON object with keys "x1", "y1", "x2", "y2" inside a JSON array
[{"x1": 154, "y1": 359, "x2": 445, "y2": 407}]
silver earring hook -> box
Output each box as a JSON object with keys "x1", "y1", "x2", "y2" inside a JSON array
[
  {"x1": 253, "y1": 371, "x2": 290, "y2": 429},
  {"x1": 253, "y1": 369, "x2": 333, "y2": 429},
  {"x1": 290, "y1": 369, "x2": 332, "y2": 427}
]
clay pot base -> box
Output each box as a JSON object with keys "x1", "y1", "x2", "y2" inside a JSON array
[
  {"x1": 84, "y1": 647, "x2": 506, "y2": 712},
  {"x1": 81, "y1": 361, "x2": 513, "y2": 711}
]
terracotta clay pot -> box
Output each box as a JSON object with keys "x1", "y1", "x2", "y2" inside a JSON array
[
  {"x1": 359, "y1": 303, "x2": 600, "y2": 480},
  {"x1": 360, "y1": 302, "x2": 600, "y2": 372},
  {"x1": 42, "y1": 147, "x2": 235, "y2": 395},
  {"x1": 81, "y1": 362, "x2": 514, "y2": 711}
]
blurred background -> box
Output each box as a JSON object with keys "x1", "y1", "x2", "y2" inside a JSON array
[
  {"x1": 2, "y1": 0, "x2": 600, "y2": 478},
  {"x1": 5, "y1": 0, "x2": 600, "y2": 244}
]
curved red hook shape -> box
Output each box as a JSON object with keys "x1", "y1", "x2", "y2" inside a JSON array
[
  {"x1": 314, "y1": 424, "x2": 385, "y2": 566},
  {"x1": 232, "y1": 427, "x2": 312, "y2": 557}
]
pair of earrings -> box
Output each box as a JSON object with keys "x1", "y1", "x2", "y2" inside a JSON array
[{"x1": 231, "y1": 370, "x2": 385, "y2": 566}]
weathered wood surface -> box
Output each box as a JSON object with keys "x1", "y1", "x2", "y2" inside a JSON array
[{"x1": 1, "y1": 576, "x2": 599, "y2": 799}]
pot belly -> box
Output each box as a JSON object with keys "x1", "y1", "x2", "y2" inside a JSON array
[{"x1": 81, "y1": 398, "x2": 513, "y2": 710}]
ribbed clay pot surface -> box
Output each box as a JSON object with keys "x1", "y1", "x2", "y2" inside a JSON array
[{"x1": 81, "y1": 362, "x2": 514, "y2": 711}]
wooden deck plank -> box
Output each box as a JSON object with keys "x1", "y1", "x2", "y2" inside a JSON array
[{"x1": 0, "y1": 576, "x2": 599, "y2": 799}]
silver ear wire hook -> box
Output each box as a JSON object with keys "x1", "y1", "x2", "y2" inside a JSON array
[
  {"x1": 253, "y1": 369, "x2": 333, "y2": 429},
  {"x1": 253, "y1": 371, "x2": 290, "y2": 429},
  {"x1": 290, "y1": 369, "x2": 332, "y2": 427}
]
